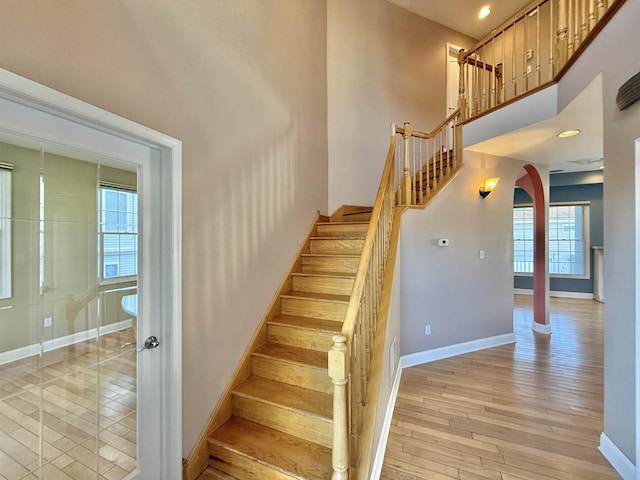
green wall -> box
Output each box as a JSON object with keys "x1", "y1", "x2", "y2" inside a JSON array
[{"x1": 0, "y1": 140, "x2": 136, "y2": 355}]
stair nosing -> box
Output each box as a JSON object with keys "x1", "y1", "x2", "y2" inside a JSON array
[
  {"x1": 290, "y1": 271, "x2": 355, "y2": 279},
  {"x1": 310, "y1": 236, "x2": 365, "y2": 240},
  {"x1": 266, "y1": 314, "x2": 343, "y2": 332},
  {"x1": 301, "y1": 253, "x2": 360, "y2": 258},
  {"x1": 280, "y1": 291, "x2": 350, "y2": 303}
]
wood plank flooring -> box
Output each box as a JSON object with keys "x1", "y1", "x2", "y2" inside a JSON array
[
  {"x1": 380, "y1": 295, "x2": 620, "y2": 480},
  {"x1": 0, "y1": 329, "x2": 136, "y2": 480}
]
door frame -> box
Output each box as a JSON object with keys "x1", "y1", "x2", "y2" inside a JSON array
[{"x1": 0, "y1": 68, "x2": 182, "y2": 479}]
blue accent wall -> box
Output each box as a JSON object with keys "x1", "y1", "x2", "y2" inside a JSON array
[{"x1": 514, "y1": 171, "x2": 603, "y2": 294}]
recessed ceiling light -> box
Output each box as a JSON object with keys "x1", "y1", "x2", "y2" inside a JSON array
[
  {"x1": 557, "y1": 129, "x2": 581, "y2": 138},
  {"x1": 478, "y1": 6, "x2": 491, "y2": 19}
]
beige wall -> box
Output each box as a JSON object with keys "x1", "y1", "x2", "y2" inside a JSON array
[
  {"x1": 399, "y1": 152, "x2": 532, "y2": 355},
  {"x1": 327, "y1": 0, "x2": 475, "y2": 212},
  {"x1": 0, "y1": 0, "x2": 329, "y2": 457},
  {"x1": 0, "y1": 140, "x2": 136, "y2": 353}
]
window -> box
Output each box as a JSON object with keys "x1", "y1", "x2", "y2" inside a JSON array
[
  {"x1": 99, "y1": 185, "x2": 138, "y2": 281},
  {"x1": 513, "y1": 203, "x2": 589, "y2": 277},
  {"x1": 0, "y1": 165, "x2": 11, "y2": 299}
]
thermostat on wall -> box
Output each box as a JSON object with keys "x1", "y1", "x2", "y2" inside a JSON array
[{"x1": 438, "y1": 238, "x2": 449, "y2": 247}]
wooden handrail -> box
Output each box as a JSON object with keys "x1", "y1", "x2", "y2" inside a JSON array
[
  {"x1": 395, "y1": 110, "x2": 462, "y2": 206},
  {"x1": 329, "y1": 126, "x2": 397, "y2": 479},
  {"x1": 395, "y1": 108, "x2": 461, "y2": 140},
  {"x1": 462, "y1": 0, "x2": 551, "y2": 59},
  {"x1": 457, "y1": 0, "x2": 626, "y2": 121},
  {"x1": 330, "y1": 115, "x2": 464, "y2": 477}
]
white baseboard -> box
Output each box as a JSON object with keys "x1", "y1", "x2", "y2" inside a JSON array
[
  {"x1": 369, "y1": 365, "x2": 403, "y2": 480},
  {"x1": 0, "y1": 319, "x2": 133, "y2": 366},
  {"x1": 399, "y1": 333, "x2": 516, "y2": 369},
  {"x1": 598, "y1": 432, "x2": 636, "y2": 480},
  {"x1": 532, "y1": 321, "x2": 552, "y2": 335},
  {"x1": 514, "y1": 288, "x2": 594, "y2": 299}
]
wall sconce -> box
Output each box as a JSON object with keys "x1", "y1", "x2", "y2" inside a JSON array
[{"x1": 479, "y1": 177, "x2": 499, "y2": 198}]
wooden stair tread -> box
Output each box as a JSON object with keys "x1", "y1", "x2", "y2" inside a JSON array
[
  {"x1": 291, "y1": 271, "x2": 355, "y2": 279},
  {"x1": 267, "y1": 314, "x2": 343, "y2": 332},
  {"x1": 281, "y1": 290, "x2": 350, "y2": 303},
  {"x1": 199, "y1": 467, "x2": 239, "y2": 479},
  {"x1": 208, "y1": 417, "x2": 332, "y2": 480},
  {"x1": 234, "y1": 376, "x2": 332, "y2": 419},
  {"x1": 253, "y1": 342, "x2": 329, "y2": 369},
  {"x1": 317, "y1": 221, "x2": 369, "y2": 225},
  {"x1": 301, "y1": 253, "x2": 360, "y2": 258},
  {"x1": 310, "y1": 236, "x2": 364, "y2": 240}
]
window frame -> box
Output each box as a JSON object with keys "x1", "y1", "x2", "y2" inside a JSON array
[
  {"x1": 98, "y1": 183, "x2": 138, "y2": 285},
  {"x1": 0, "y1": 164, "x2": 12, "y2": 300},
  {"x1": 513, "y1": 201, "x2": 591, "y2": 279}
]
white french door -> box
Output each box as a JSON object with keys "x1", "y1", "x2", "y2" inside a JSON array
[{"x1": 0, "y1": 68, "x2": 181, "y2": 480}]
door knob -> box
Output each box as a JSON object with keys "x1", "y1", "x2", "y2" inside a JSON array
[{"x1": 137, "y1": 336, "x2": 160, "y2": 352}]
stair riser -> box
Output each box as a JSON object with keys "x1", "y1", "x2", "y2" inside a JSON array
[
  {"x1": 252, "y1": 355, "x2": 332, "y2": 394},
  {"x1": 339, "y1": 212, "x2": 371, "y2": 222},
  {"x1": 233, "y1": 396, "x2": 332, "y2": 448},
  {"x1": 291, "y1": 275, "x2": 354, "y2": 296},
  {"x1": 309, "y1": 238, "x2": 364, "y2": 255},
  {"x1": 316, "y1": 223, "x2": 368, "y2": 238},
  {"x1": 208, "y1": 448, "x2": 297, "y2": 480},
  {"x1": 281, "y1": 297, "x2": 347, "y2": 321},
  {"x1": 267, "y1": 323, "x2": 336, "y2": 352},
  {"x1": 301, "y1": 256, "x2": 359, "y2": 274}
]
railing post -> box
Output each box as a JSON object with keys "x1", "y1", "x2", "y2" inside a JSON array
[
  {"x1": 555, "y1": 0, "x2": 569, "y2": 73},
  {"x1": 457, "y1": 49, "x2": 468, "y2": 121},
  {"x1": 455, "y1": 124, "x2": 463, "y2": 170},
  {"x1": 329, "y1": 335, "x2": 349, "y2": 480},
  {"x1": 402, "y1": 122, "x2": 412, "y2": 205}
]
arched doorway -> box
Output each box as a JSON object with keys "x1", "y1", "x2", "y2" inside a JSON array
[{"x1": 516, "y1": 164, "x2": 550, "y2": 333}]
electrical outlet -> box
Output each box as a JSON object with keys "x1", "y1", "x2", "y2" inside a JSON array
[
  {"x1": 424, "y1": 324, "x2": 431, "y2": 335},
  {"x1": 44, "y1": 317, "x2": 52, "y2": 328},
  {"x1": 527, "y1": 65, "x2": 532, "y2": 74},
  {"x1": 479, "y1": 250, "x2": 485, "y2": 259}
]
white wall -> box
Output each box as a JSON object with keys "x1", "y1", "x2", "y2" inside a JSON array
[
  {"x1": 554, "y1": 0, "x2": 640, "y2": 464},
  {"x1": 399, "y1": 152, "x2": 532, "y2": 355},
  {"x1": 0, "y1": 0, "x2": 328, "y2": 457},
  {"x1": 327, "y1": 0, "x2": 475, "y2": 213}
]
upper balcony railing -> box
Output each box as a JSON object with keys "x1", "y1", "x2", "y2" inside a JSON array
[{"x1": 457, "y1": 0, "x2": 626, "y2": 121}]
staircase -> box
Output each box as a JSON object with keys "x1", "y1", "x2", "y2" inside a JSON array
[{"x1": 202, "y1": 214, "x2": 371, "y2": 480}]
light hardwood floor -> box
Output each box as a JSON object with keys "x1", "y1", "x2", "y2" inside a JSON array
[
  {"x1": 380, "y1": 295, "x2": 620, "y2": 480},
  {"x1": 0, "y1": 329, "x2": 137, "y2": 480}
]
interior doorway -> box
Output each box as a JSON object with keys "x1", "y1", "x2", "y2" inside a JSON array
[{"x1": 0, "y1": 68, "x2": 182, "y2": 479}]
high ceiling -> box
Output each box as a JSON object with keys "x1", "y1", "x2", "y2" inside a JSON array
[
  {"x1": 386, "y1": 0, "x2": 534, "y2": 40},
  {"x1": 465, "y1": 77, "x2": 604, "y2": 173},
  {"x1": 386, "y1": 0, "x2": 604, "y2": 174}
]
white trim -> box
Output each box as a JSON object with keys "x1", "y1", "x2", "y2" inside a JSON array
[
  {"x1": 369, "y1": 366, "x2": 403, "y2": 480},
  {"x1": 514, "y1": 288, "x2": 594, "y2": 299},
  {"x1": 400, "y1": 333, "x2": 516, "y2": 369},
  {"x1": 636, "y1": 138, "x2": 640, "y2": 480},
  {"x1": 0, "y1": 319, "x2": 133, "y2": 366},
  {"x1": 598, "y1": 433, "x2": 636, "y2": 480},
  {"x1": 531, "y1": 320, "x2": 552, "y2": 335}
]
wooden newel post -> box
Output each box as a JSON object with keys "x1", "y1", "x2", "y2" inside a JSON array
[
  {"x1": 402, "y1": 122, "x2": 412, "y2": 205},
  {"x1": 329, "y1": 334, "x2": 349, "y2": 480}
]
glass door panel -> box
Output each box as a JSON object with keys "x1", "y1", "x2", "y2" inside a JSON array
[{"x1": 0, "y1": 138, "x2": 138, "y2": 479}]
